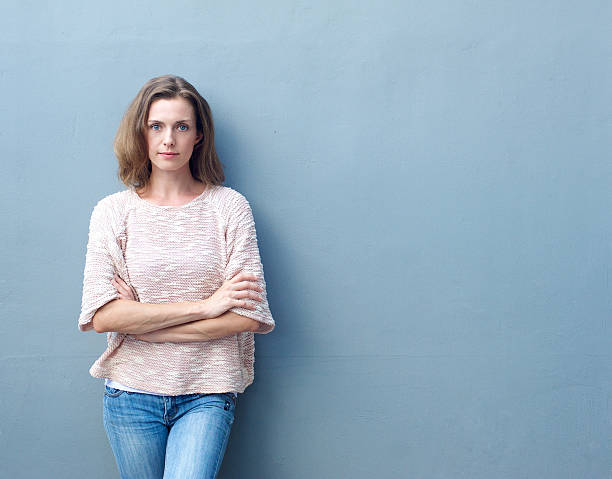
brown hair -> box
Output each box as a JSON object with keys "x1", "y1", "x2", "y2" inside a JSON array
[{"x1": 114, "y1": 75, "x2": 224, "y2": 189}]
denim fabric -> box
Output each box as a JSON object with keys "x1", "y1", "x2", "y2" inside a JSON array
[{"x1": 103, "y1": 385, "x2": 236, "y2": 479}]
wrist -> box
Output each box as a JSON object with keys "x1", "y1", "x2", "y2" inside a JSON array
[{"x1": 193, "y1": 299, "x2": 212, "y2": 319}]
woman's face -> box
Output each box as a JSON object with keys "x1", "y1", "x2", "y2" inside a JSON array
[{"x1": 145, "y1": 97, "x2": 202, "y2": 175}]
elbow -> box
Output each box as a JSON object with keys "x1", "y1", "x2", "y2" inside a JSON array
[
  {"x1": 92, "y1": 313, "x2": 108, "y2": 333},
  {"x1": 246, "y1": 318, "x2": 274, "y2": 334},
  {"x1": 234, "y1": 315, "x2": 261, "y2": 333},
  {"x1": 92, "y1": 300, "x2": 117, "y2": 333},
  {"x1": 246, "y1": 318, "x2": 261, "y2": 332},
  {"x1": 228, "y1": 312, "x2": 262, "y2": 333}
]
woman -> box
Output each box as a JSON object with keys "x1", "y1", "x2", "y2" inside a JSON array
[{"x1": 78, "y1": 74, "x2": 275, "y2": 479}]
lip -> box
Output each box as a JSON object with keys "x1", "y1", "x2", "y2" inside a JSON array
[{"x1": 159, "y1": 152, "x2": 179, "y2": 158}]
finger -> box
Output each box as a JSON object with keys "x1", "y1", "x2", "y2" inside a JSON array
[
  {"x1": 231, "y1": 280, "x2": 263, "y2": 292},
  {"x1": 112, "y1": 278, "x2": 135, "y2": 301},
  {"x1": 232, "y1": 290, "x2": 262, "y2": 301},
  {"x1": 236, "y1": 300, "x2": 258, "y2": 310},
  {"x1": 230, "y1": 272, "x2": 259, "y2": 283},
  {"x1": 230, "y1": 270, "x2": 256, "y2": 280},
  {"x1": 112, "y1": 281, "x2": 127, "y2": 298},
  {"x1": 112, "y1": 277, "x2": 130, "y2": 296},
  {"x1": 117, "y1": 279, "x2": 132, "y2": 297}
]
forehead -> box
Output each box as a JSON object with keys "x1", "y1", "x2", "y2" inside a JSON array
[{"x1": 147, "y1": 97, "x2": 196, "y2": 120}]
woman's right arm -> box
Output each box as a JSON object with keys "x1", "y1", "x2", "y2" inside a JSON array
[
  {"x1": 92, "y1": 299, "x2": 207, "y2": 334},
  {"x1": 92, "y1": 272, "x2": 263, "y2": 334}
]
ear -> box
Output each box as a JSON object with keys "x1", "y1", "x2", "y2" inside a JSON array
[{"x1": 195, "y1": 132, "x2": 203, "y2": 145}]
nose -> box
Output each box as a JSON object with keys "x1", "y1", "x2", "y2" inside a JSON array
[{"x1": 163, "y1": 129, "x2": 175, "y2": 147}]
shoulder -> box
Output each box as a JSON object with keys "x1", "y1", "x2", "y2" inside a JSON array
[
  {"x1": 89, "y1": 189, "x2": 133, "y2": 231},
  {"x1": 93, "y1": 189, "x2": 132, "y2": 212},
  {"x1": 206, "y1": 185, "x2": 252, "y2": 215},
  {"x1": 207, "y1": 185, "x2": 250, "y2": 206}
]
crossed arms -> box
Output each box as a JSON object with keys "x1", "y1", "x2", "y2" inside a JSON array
[{"x1": 92, "y1": 272, "x2": 266, "y2": 343}]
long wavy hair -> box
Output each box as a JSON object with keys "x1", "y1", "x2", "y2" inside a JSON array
[{"x1": 114, "y1": 75, "x2": 224, "y2": 190}]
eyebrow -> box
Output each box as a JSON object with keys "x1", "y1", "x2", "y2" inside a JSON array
[{"x1": 147, "y1": 119, "x2": 194, "y2": 123}]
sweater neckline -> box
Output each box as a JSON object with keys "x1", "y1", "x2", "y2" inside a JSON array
[{"x1": 130, "y1": 184, "x2": 214, "y2": 209}]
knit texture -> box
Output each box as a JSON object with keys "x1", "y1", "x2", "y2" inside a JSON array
[{"x1": 78, "y1": 185, "x2": 274, "y2": 395}]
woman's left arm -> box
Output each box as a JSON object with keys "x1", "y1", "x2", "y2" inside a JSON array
[{"x1": 132, "y1": 311, "x2": 264, "y2": 342}]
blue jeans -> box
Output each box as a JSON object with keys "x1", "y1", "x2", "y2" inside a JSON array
[{"x1": 103, "y1": 385, "x2": 236, "y2": 479}]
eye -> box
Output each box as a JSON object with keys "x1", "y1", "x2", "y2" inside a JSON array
[
  {"x1": 150, "y1": 123, "x2": 161, "y2": 131},
  {"x1": 177, "y1": 124, "x2": 188, "y2": 132}
]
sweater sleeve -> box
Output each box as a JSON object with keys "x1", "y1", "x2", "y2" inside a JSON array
[
  {"x1": 78, "y1": 200, "x2": 121, "y2": 332},
  {"x1": 225, "y1": 193, "x2": 275, "y2": 334}
]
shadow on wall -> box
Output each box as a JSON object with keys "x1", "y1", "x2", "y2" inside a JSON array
[{"x1": 214, "y1": 118, "x2": 311, "y2": 477}]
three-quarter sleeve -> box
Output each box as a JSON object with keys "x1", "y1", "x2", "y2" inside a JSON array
[
  {"x1": 225, "y1": 194, "x2": 275, "y2": 333},
  {"x1": 78, "y1": 201, "x2": 120, "y2": 332}
]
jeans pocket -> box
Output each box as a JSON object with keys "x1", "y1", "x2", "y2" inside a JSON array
[
  {"x1": 104, "y1": 386, "x2": 125, "y2": 398},
  {"x1": 196, "y1": 393, "x2": 237, "y2": 413},
  {"x1": 222, "y1": 392, "x2": 238, "y2": 408}
]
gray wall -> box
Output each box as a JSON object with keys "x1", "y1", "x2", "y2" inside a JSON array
[{"x1": 2, "y1": 1, "x2": 611, "y2": 478}]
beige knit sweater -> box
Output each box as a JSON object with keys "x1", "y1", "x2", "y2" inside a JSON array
[{"x1": 78, "y1": 185, "x2": 274, "y2": 395}]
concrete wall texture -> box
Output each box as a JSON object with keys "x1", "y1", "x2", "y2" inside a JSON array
[{"x1": 2, "y1": 1, "x2": 611, "y2": 478}]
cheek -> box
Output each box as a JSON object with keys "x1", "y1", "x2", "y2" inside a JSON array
[{"x1": 185, "y1": 135, "x2": 199, "y2": 148}]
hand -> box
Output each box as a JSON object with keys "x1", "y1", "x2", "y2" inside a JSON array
[
  {"x1": 111, "y1": 273, "x2": 136, "y2": 301},
  {"x1": 133, "y1": 331, "x2": 158, "y2": 342},
  {"x1": 200, "y1": 272, "x2": 263, "y2": 318}
]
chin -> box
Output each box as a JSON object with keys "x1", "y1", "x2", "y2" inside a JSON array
[{"x1": 151, "y1": 161, "x2": 190, "y2": 172}]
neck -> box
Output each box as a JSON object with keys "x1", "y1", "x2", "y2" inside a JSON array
[{"x1": 138, "y1": 169, "x2": 205, "y2": 201}]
